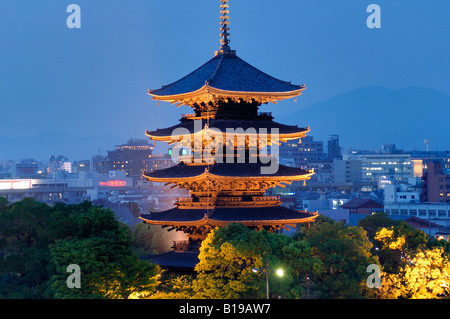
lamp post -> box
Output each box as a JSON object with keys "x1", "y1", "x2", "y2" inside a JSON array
[{"x1": 253, "y1": 260, "x2": 284, "y2": 299}]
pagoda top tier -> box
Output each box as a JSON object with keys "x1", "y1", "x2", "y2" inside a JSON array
[
  {"x1": 148, "y1": 0, "x2": 304, "y2": 108},
  {"x1": 148, "y1": 54, "x2": 305, "y2": 107}
]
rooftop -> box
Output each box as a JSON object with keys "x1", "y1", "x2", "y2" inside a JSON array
[
  {"x1": 146, "y1": 118, "x2": 309, "y2": 139},
  {"x1": 149, "y1": 54, "x2": 304, "y2": 99},
  {"x1": 143, "y1": 161, "x2": 313, "y2": 180},
  {"x1": 140, "y1": 205, "x2": 318, "y2": 226}
]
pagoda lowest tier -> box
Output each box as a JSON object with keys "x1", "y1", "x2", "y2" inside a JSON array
[{"x1": 140, "y1": 206, "x2": 318, "y2": 242}]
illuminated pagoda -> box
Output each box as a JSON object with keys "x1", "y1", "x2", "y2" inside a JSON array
[{"x1": 140, "y1": 0, "x2": 318, "y2": 267}]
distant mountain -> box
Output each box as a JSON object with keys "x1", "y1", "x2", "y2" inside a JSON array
[
  {"x1": 1, "y1": 87, "x2": 448, "y2": 162},
  {"x1": 0, "y1": 131, "x2": 127, "y2": 162},
  {"x1": 277, "y1": 86, "x2": 450, "y2": 151}
]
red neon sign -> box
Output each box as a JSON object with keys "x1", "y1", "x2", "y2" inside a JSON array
[{"x1": 99, "y1": 180, "x2": 127, "y2": 187}]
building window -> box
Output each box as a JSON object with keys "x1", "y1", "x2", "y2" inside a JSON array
[
  {"x1": 392, "y1": 209, "x2": 399, "y2": 215},
  {"x1": 401, "y1": 209, "x2": 408, "y2": 215},
  {"x1": 419, "y1": 210, "x2": 427, "y2": 216},
  {"x1": 429, "y1": 210, "x2": 436, "y2": 217},
  {"x1": 438, "y1": 210, "x2": 446, "y2": 217},
  {"x1": 409, "y1": 210, "x2": 417, "y2": 216}
]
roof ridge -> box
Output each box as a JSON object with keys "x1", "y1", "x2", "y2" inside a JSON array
[{"x1": 208, "y1": 54, "x2": 225, "y2": 84}]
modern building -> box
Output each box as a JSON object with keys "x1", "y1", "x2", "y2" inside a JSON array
[
  {"x1": 11, "y1": 159, "x2": 44, "y2": 178},
  {"x1": 384, "y1": 183, "x2": 421, "y2": 204},
  {"x1": 92, "y1": 138, "x2": 173, "y2": 184},
  {"x1": 139, "y1": 0, "x2": 319, "y2": 268},
  {"x1": 328, "y1": 134, "x2": 341, "y2": 160},
  {"x1": 349, "y1": 152, "x2": 413, "y2": 188},
  {"x1": 333, "y1": 159, "x2": 362, "y2": 183},
  {"x1": 385, "y1": 202, "x2": 450, "y2": 228},
  {"x1": 279, "y1": 136, "x2": 326, "y2": 168},
  {"x1": 421, "y1": 160, "x2": 450, "y2": 203}
]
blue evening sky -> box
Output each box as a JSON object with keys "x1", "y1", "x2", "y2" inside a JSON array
[{"x1": 0, "y1": 0, "x2": 449, "y2": 142}]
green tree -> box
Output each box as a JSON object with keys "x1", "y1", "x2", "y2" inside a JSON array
[
  {"x1": 371, "y1": 247, "x2": 450, "y2": 299},
  {"x1": 374, "y1": 222, "x2": 428, "y2": 274},
  {"x1": 281, "y1": 240, "x2": 322, "y2": 298},
  {"x1": 300, "y1": 216, "x2": 379, "y2": 298},
  {"x1": 148, "y1": 271, "x2": 195, "y2": 299},
  {"x1": 0, "y1": 198, "x2": 159, "y2": 299},
  {"x1": 193, "y1": 223, "x2": 271, "y2": 299},
  {"x1": 358, "y1": 212, "x2": 400, "y2": 243},
  {"x1": 192, "y1": 223, "x2": 326, "y2": 299},
  {"x1": 0, "y1": 198, "x2": 54, "y2": 298},
  {"x1": 47, "y1": 205, "x2": 159, "y2": 299}
]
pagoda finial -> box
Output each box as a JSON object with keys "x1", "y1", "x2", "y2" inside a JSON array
[
  {"x1": 220, "y1": 0, "x2": 230, "y2": 50},
  {"x1": 215, "y1": 0, "x2": 236, "y2": 56}
]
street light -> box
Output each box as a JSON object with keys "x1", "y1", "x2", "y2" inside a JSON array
[
  {"x1": 276, "y1": 268, "x2": 284, "y2": 277},
  {"x1": 252, "y1": 260, "x2": 284, "y2": 299}
]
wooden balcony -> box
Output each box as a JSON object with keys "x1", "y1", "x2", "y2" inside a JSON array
[{"x1": 175, "y1": 195, "x2": 281, "y2": 209}]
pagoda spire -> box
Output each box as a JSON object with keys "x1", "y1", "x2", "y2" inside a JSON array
[
  {"x1": 216, "y1": 0, "x2": 235, "y2": 56},
  {"x1": 219, "y1": 0, "x2": 230, "y2": 49}
]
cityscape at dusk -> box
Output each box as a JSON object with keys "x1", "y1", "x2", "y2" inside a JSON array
[{"x1": 1, "y1": 0, "x2": 450, "y2": 307}]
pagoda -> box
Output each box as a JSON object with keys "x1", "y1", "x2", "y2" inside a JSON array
[{"x1": 140, "y1": 0, "x2": 318, "y2": 262}]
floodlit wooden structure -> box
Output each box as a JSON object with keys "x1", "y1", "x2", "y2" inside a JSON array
[{"x1": 140, "y1": 0, "x2": 318, "y2": 254}]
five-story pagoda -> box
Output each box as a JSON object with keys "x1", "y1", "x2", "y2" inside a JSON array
[{"x1": 140, "y1": 0, "x2": 318, "y2": 263}]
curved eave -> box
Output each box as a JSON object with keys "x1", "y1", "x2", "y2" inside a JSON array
[
  {"x1": 139, "y1": 210, "x2": 319, "y2": 226},
  {"x1": 148, "y1": 83, "x2": 305, "y2": 107},
  {"x1": 210, "y1": 212, "x2": 319, "y2": 227},
  {"x1": 145, "y1": 126, "x2": 311, "y2": 142},
  {"x1": 142, "y1": 170, "x2": 314, "y2": 183}
]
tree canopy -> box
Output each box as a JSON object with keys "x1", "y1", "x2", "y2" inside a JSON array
[
  {"x1": 2, "y1": 197, "x2": 450, "y2": 299},
  {"x1": 0, "y1": 198, "x2": 159, "y2": 299}
]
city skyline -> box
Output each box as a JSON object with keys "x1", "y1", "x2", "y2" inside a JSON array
[{"x1": 0, "y1": 0, "x2": 449, "y2": 162}]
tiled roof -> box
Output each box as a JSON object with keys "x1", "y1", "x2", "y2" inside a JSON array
[
  {"x1": 144, "y1": 161, "x2": 311, "y2": 179},
  {"x1": 149, "y1": 54, "x2": 303, "y2": 97},
  {"x1": 144, "y1": 251, "x2": 199, "y2": 270},
  {"x1": 140, "y1": 205, "x2": 316, "y2": 223},
  {"x1": 147, "y1": 118, "x2": 308, "y2": 137},
  {"x1": 341, "y1": 198, "x2": 384, "y2": 209}
]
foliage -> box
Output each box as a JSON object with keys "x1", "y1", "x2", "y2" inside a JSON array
[
  {"x1": 358, "y1": 212, "x2": 400, "y2": 243},
  {"x1": 0, "y1": 198, "x2": 56, "y2": 298},
  {"x1": 370, "y1": 222, "x2": 450, "y2": 299},
  {"x1": 373, "y1": 222, "x2": 428, "y2": 274},
  {"x1": 299, "y1": 216, "x2": 379, "y2": 298},
  {"x1": 193, "y1": 224, "x2": 270, "y2": 299},
  {"x1": 5, "y1": 196, "x2": 449, "y2": 300},
  {"x1": 0, "y1": 198, "x2": 159, "y2": 299},
  {"x1": 399, "y1": 247, "x2": 450, "y2": 299},
  {"x1": 146, "y1": 271, "x2": 195, "y2": 299},
  {"x1": 281, "y1": 240, "x2": 322, "y2": 298}
]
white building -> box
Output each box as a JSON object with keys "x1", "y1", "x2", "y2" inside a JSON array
[
  {"x1": 384, "y1": 183, "x2": 420, "y2": 204},
  {"x1": 384, "y1": 202, "x2": 450, "y2": 227},
  {"x1": 349, "y1": 153, "x2": 413, "y2": 189}
]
